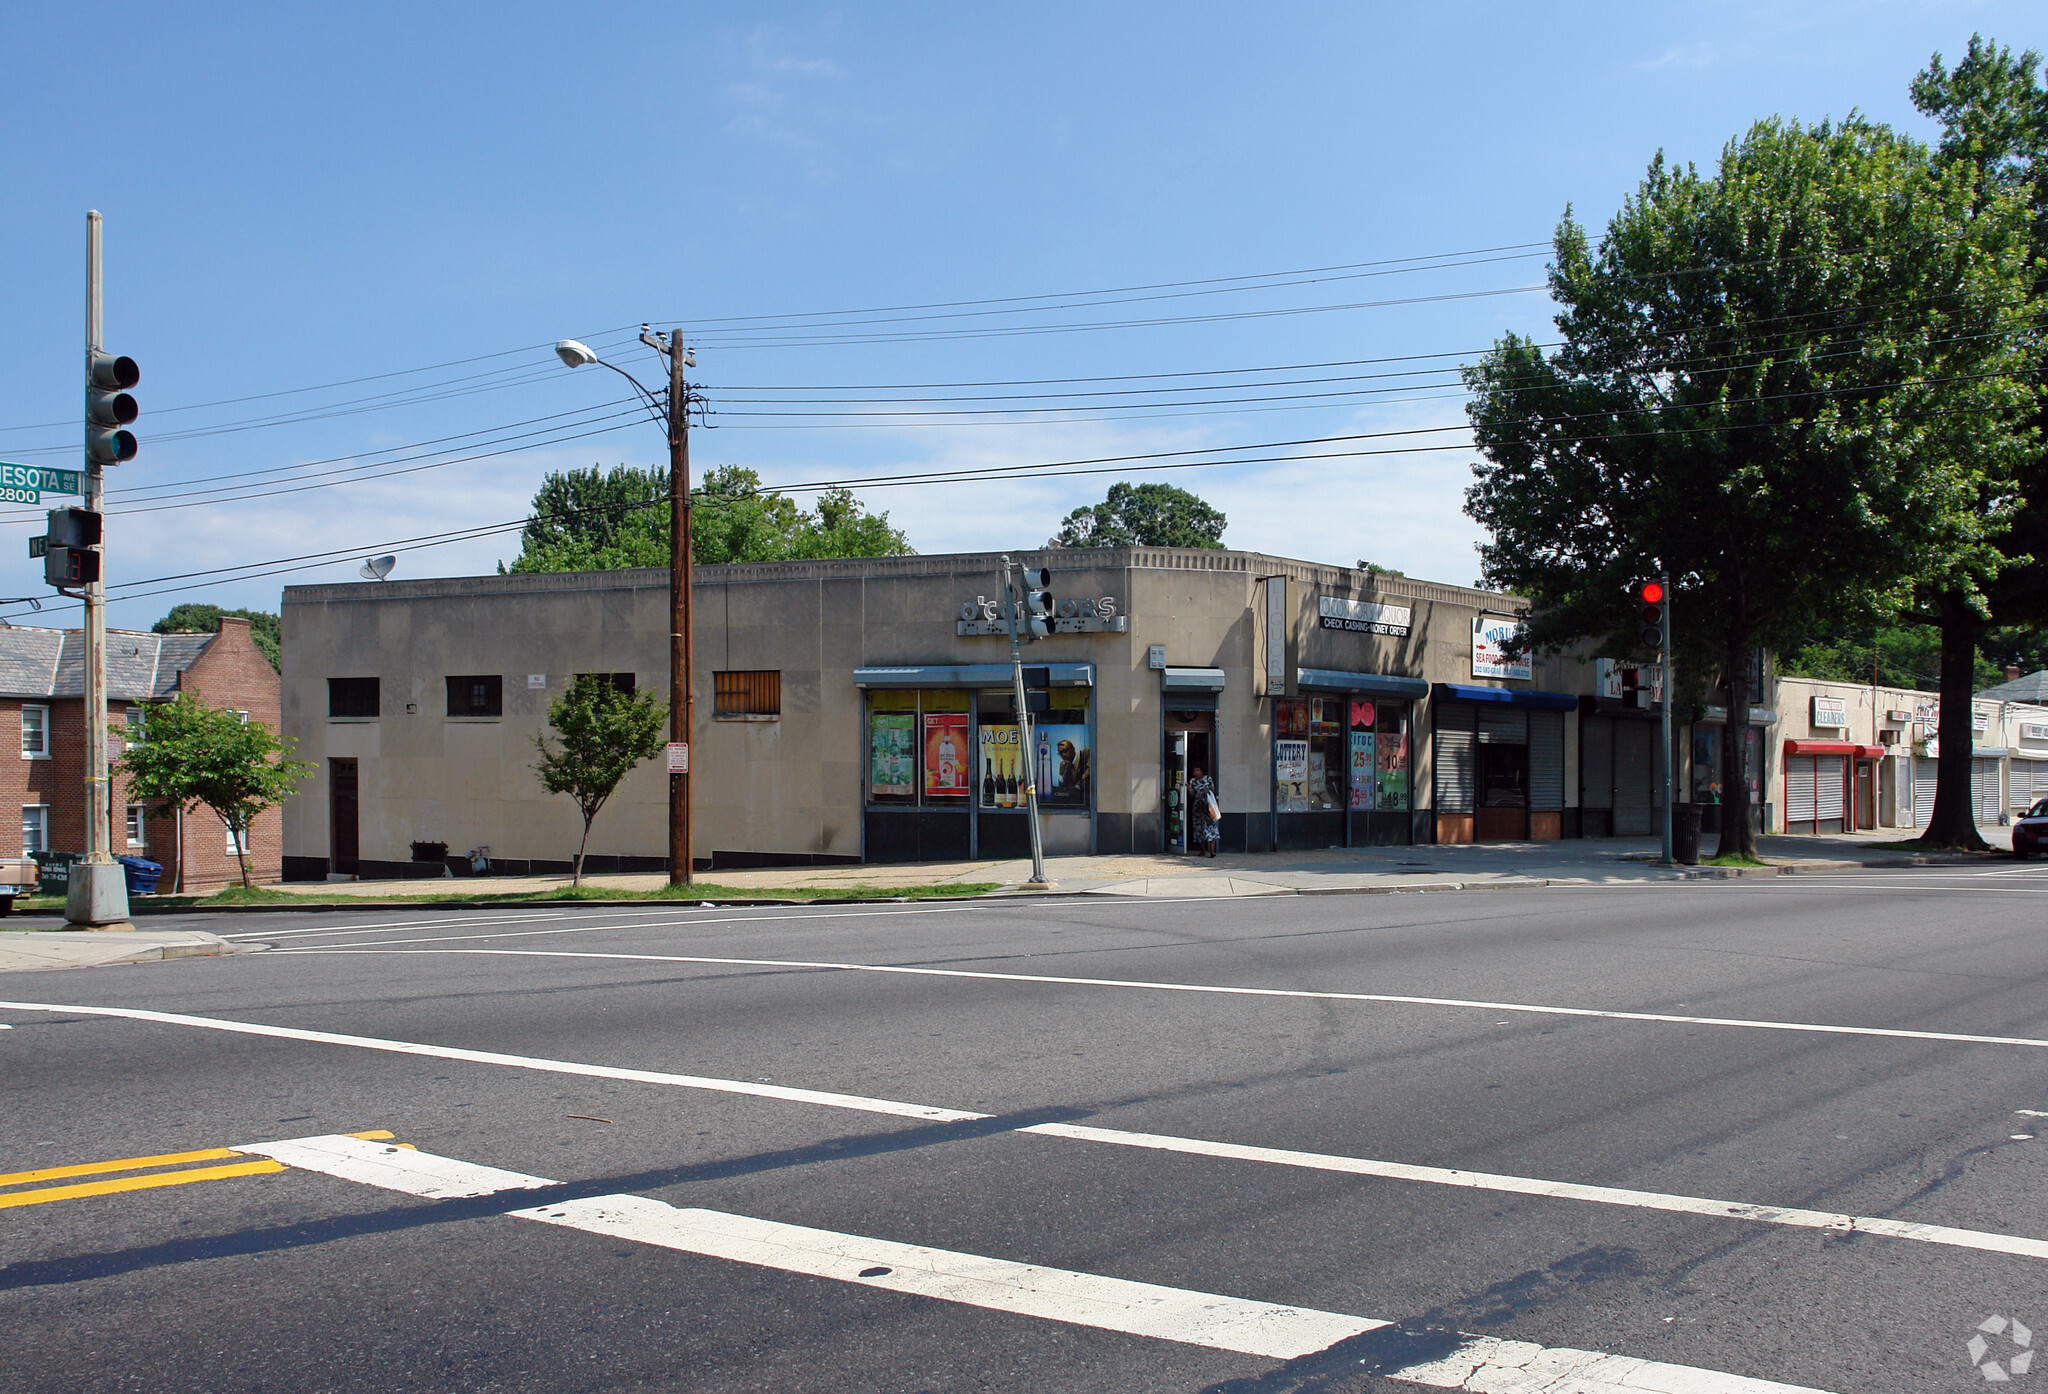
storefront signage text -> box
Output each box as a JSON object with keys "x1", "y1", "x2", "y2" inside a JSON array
[
  {"x1": 1916, "y1": 699, "x2": 1991, "y2": 732},
  {"x1": 1811, "y1": 697, "x2": 1848, "y2": 728},
  {"x1": 1471, "y1": 616, "x2": 1532, "y2": 681},
  {"x1": 1596, "y1": 658, "x2": 1663, "y2": 704},
  {"x1": 957, "y1": 594, "x2": 1127, "y2": 636},
  {"x1": 1317, "y1": 595, "x2": 1413, "y2": 636},
  {"x1": 2023, "y1": 722, "x2": 2048, "y2": 742}
]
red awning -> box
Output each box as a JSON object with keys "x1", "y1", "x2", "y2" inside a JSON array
[{"x1": 1783, "y1": 739, "x2": 1886, "y2": 759}]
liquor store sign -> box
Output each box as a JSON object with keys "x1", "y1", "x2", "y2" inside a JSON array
[
  {"x1": 0, "y1": 463, "x2": 83, "y2": 506},
  {"x1": 1318, "y1": 595, "x2": 1412, "y2": 636}
]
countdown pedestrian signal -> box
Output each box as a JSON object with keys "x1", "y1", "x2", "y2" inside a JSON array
[{"x1": 1638, "y1": 580, "x2": 1667, "y2": 651}]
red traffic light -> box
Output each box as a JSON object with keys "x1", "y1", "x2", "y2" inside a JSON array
[{"x1": 1639, "y1": 581, "x2": 1664, "y2": 605}]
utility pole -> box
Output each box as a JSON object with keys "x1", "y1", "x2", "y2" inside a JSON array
[
  {"x1": 665, "y1": 326, "x2": 693, "y2": 888},
  {"x1": 999, "y1": 557, "x2": 1054, "y2": 891},
  {"x1": 1659, "y1": 567, "x2": 1674, "y2": 866},
  {"x1": 69, "y1": 210, "x2": 130, "y2": 928}
]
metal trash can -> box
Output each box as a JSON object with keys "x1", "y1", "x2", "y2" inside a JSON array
[
  {"x1": 1672, "y1": 803, "x2": 1703, "y2": 866},
  {"x1": 32, "y1": 851, "x2": 79, "y2": 896},
  {"x1": 116, "y1": 856, "x2": 164, "y2": 895}
]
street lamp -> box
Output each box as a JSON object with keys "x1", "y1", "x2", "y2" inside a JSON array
[{"x1": 555, "y1": 329, "x2": 698, "y2": 887}]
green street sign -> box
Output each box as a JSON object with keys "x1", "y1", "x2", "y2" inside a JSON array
[{"x1": 0, "y1": 463, "x2": 82, "y2": 505}]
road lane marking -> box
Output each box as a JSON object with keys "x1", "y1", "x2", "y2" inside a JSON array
[
  {"x1": 0, "y1": 1159, "x2": 283, "y2": 1209},
  {"x1": 247, "y1": 1132, "x2": 1831, "y2": 1391},
  {"x1": 0, "y1": 1146, "x2": 241, "y2": 1188},
  {"x1": 10, "y1": 1003, "x2": 2044, "y2": 1267},
  {"x1": 282, "y1": 946, "x2": 2048, "y2": 1052},
  {"x1": 0, "y1": 1000, "x2": 977, "y2": 1124},
  {"x1": 279, "y1": 905, "x2": 984, "y2": 951},
  {"x1": 234, "y1": 1134, "x2": 552, "y2": 1199}
]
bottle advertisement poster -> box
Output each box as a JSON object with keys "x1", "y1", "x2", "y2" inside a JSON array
[
  {"x1": 923, "y1": 713, "x2": 970, "y2": 799},
  {"x1": 870, "y1": 712, "x2": 915, "y2": 797},
  {"x1": 1033, "y1": 722, "x2": 1091, "y2": 809},
  {"x1": 979, "y1": 723, "x2": 1022, "y2": 808},
  {"x1": 1348, "y1": 731, "x2": 1375, "y2": 810}
]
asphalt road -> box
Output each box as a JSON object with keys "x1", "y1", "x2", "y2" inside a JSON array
[{"x1": 3, "y1": 868, "x2": 2045, "y2": 1393}]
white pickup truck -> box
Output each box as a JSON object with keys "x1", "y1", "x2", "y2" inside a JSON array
[{"x1": 0, "y1": 857, "x2": 42, "y2": 915}]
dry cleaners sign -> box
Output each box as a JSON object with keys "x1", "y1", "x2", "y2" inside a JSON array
[{"x1": 1318, "y1": 595, "x2": 1412, "y2": 636}]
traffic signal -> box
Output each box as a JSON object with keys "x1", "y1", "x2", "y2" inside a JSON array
[
  {"x1": 87, "y1": 350, "x2": 139, "y2": 465},
  {"x1": 38, "y1": 507, "x2": 102, "y2": 588},
  {"x1": 1638, "y1": 580, "x2": 1667, "y2": 650},
  {"x1": 1020, "y1": 566, "x2": 1054, "y2": 638}
]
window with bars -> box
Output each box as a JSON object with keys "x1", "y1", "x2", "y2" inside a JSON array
[
  {"x1": 714, "y1": 671, "x2": 781, "y2": 718},
  {"x1": 21, "y1": 805, "x2": 47, "y2": 855},
  {"x1": 574, "y1": 672, "x2": 637, "y2": 696},
  {"x1": 328, "y1": 677, "x2": 380, "y2": 718},
  {"x1": 126, "y1": 804, "x2": 146, "y2": 846},
  {"x1": 21, "y1": 704, "x2": 49, "y2": 758},
  {"x1": 445, "y1": 675, "x2": 504, "y2": 718}
]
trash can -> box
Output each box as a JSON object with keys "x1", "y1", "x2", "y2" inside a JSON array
[
  {"x1": 116, "y1": 856, "x2": 163, "y2": 895},
  {"x1": 32, "y1": 851, "x2": 78, "y2": 896},
  {"x1": 1672, "y1": 803, "x2": 1703, "y2": 866}
]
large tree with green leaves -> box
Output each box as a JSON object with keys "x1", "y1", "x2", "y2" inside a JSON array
[
  {"x1": 153, "y1": 604, "x2": 281, "y2": 672},
  {"x1": 503, "y1": 464, "x2": 913, "y2": 572},
  {"x1": 1465, "y1": 116, "x2": 2039, "y2": 858},
  {"x1": 116, "y1": 695, "x2": 314, "y2": 890},
  {"x1": 1902, "y1": 36, "x2": 2048, "y2": 848},
  {"x1": 530, "y1": 674, "x2": 668, "y2": 886},
  {"x1": 1049, "y1": 482, "x2": 1226, "y2": 548}
]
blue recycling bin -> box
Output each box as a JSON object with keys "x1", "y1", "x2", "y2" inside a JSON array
[{"x1": 116, "y1": 856, "x2": 163, "y2": 895}]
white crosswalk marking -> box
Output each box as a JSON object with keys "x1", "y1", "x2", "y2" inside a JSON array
[{"x1": 243, "y1": 1134, "x2": 1835, "y2": 1392}]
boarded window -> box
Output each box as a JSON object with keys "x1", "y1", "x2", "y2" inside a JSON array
[
  {"x1": 715, "y1": 671, "x2": 781, "y2": 717},
  {"x1": 446, "y1": 675, "x2": 503, "y2": 718},
  {"x1": 328, "y1": 677, "x2": 380, "y2": 718}
]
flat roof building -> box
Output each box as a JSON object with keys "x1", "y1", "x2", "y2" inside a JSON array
[{"x1": 280, "y1": 547, "x2": 1610, "y2": 879}]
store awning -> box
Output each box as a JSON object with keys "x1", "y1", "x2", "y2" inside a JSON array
[
  {"x1": 1161, "y1": 667, "x2": 1226, "y2": 692},
  {"x1": 1433, "y1": 682, "x2": 1578, "y2": 711},
  {"x1": 1783, "y1": 739, "x2": 1886, "y2": 759},
  {"x1": 1297, "y1": 668, "x2": 1428, "y2": 697},
  {"x1": 853, "y1": 663, "x2": 1095, "y2": 689}
]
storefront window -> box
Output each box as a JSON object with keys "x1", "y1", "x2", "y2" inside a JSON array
[
  {"x1": 1276, "y1": 697, "x2": 1347, "y2": 812},
  {"x1": 1691, "y1": 725, "x2": 1763, "y2": 804},
  {"x1": 976, "y1": 688, "x2": 1093, "y2": 810},
  {"x1": 868, "y1": 690, "x2": 973, "y2": 807},
  {"x1": 1375, "y1": 704, "x2": 1411, "y2": 810}
]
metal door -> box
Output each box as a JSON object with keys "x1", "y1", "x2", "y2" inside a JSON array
[
  {"x1": 330, "y1": 758, "x2": 359, "y2": 874},
  {"x1": 1581, "y1": 716, "x2": 1613, "y2": 810},
  {"x1": 1785, "y1": 755, "x2": 1818, "y2": 827},
  {"x1": 1972, "y1": 757, "x2": 2003, "y2": 825},
  {"x1": 1165, "y1": 730, "x2": 1188, "y2": 853},
  {"x1": 1528, "y1": 710, "x2": 1565, "y2": 811},
  {"x1": 1815, "y1": 755, "x2": 1846, "y2": 823},
  {"x1": 1614, "y1": 721, "x2": 1653, "y2": 835},
  {"x1": 1912, "y1": 758, "x2": 1937, "y2": 826},
  {"x1": 1434, "y1": 705, "x2": 1477, "y2": 813}
]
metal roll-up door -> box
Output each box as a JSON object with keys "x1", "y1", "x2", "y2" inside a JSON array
[
  {"x1": 1581, "y1": 717, "x2": 1613, "y2": 809},
  {"x1": 1786, "y1": 755, "x2": 1818, "y2": 826},
  {"x1": 1912, "y1": 759, "x2": 1937, "y2": 826},
  {"x1": 1478, "y1": 707, "x2": 1527, "y2": 745},
  {"x1": 2033, "y1": 760, "x2": 2048, "y2": 803},
  {"x1": 1528, "y1": 710, "x2": 1565, "y2": 810},
  {"x1": 2011, "y1": 760, "x2": 2042, "y2": 810},
  {"x1": 1614, "y1": 721, "x2": 1653, "y2": 835},
  {"x1": 1815, "y1": 755, "x2": 1846, "y2": 822},
  {"x1": 1434, "y1": 704, "x2": 1476, "y2": 813},
  {"x1": 1972, "y1": 758, "x2": 2003, "y2": 824}
]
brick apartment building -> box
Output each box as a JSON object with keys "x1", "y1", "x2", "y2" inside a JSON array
[{"x1": 0, "y1": 616, "x2": 283, "y2": 892}]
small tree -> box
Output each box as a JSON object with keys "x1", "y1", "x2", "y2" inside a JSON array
[
  {"x1": 116, "y1": 695, "x2": 314, "y2": 889},
  {"x1": 531, "y1": 675, "x2": 668, "y2": 886}
]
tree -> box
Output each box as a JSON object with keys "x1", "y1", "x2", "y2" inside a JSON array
[
  {"x1": 1904, "y1": 36, "x2": 2048, "y2": 848},
  {"x1": 115, "y1": 695, "x2": 314, "y2": 890},
  {"x1": 530, "y1": 674, "x2": 668, "y2": 886},
  {"x1": 1049, "y1": 482, "x2": 1226, "y2": 548},
  {"x1": 503, "y1": 464, "x2": 913, "y2": 572},
  {"x1": 1464, "y1": 116, "x2": 2039, "y2": 858},
  {"x1": 153, "y1": 604, "x2": 281, "y2": 672}
]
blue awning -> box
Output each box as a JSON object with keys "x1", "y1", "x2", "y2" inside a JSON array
[
  {"x1": 1296, "y1": 667, "x2": 1428, "y2": 697},
  {"x1": 1433, "y1": 682, "x2": 1579, "y2": 711},
  {"x1": 853, "y1": 663, "x2": 1095, "y2": 689}
]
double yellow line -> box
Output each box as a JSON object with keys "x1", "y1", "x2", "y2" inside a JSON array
[{"x1": 0, "y1": 1130, "x2": 392, "y2": 1210}]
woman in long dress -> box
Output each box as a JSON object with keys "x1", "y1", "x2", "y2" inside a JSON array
[{"x1": 1188, "y1": 764, "x2": 1220, "y2": 858}]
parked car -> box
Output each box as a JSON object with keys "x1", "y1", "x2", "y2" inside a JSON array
[
  {"x1": 2013, "y1": 798, "x2": 2048, "y2": 859},
  {"x1": 0, "y1": 857, "x2": 40, "y2": 915}
]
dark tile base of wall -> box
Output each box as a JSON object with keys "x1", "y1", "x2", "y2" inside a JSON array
[
  {"x1": 710, "y1": 849, "x2": 861, "y2": 870},
  {"x1": 864, "y1": 811, "x2": 972, "y2": 864},
  {"x1": 282, "y1": 856, "x2": 328, "y2": 883}
]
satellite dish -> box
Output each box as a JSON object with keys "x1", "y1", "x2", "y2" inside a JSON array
[{"x1": 359, "y1": 555, "x2": 397, "y2": 581}]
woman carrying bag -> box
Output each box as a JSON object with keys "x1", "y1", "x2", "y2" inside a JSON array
[{"x1": 1188, "y1": 764, "x2": 1221, "y2": 858}]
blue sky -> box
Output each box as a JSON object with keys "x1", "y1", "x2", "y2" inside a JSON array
[{"x1": 0, "y1": 2, "x2": 2040, "y2": 630}]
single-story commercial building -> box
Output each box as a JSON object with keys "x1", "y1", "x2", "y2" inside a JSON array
[{"x1": 281, "y1": 547, "x2": 1624, "y2": 877}]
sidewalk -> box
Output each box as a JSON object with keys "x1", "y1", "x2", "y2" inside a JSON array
[
  {"x1": 0, "y1": 928, "x2": 241, "y2": 973},
  {"x1": 240, "y1": 826, "x2": 2009, "y2": 902}
]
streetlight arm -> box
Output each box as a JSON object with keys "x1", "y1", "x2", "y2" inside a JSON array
[{"x1": 556, "y1": 339, "x2": 670, "y2": 437}]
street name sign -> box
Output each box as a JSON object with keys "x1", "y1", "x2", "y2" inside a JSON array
[{"x1": 0, "y1": 463, "x2": 83, "y2": 506}]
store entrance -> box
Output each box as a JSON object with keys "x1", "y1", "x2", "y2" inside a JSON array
[{"x1": 1163, "y1": 711, "x2": 1214, "y2": 853}]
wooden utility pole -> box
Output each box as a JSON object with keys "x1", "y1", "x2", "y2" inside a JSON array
[{"x1": 668, "y1": 326, "x2": 694, "y2": 887}]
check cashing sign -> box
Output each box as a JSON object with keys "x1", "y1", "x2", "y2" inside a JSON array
[{"x1": 0, "y1": 464, "x2": 83, "y2": 505}]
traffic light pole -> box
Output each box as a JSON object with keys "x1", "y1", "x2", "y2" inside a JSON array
[
  {"x1": 999, "y1": 557, "x2": 1053, "y2": 891},
  {"x1": 1659, "y1": 567, "x2": 1674, "y2": 867},
  {"x1": 69, "y1": 211, "x2": 130, "y2": 928}
]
